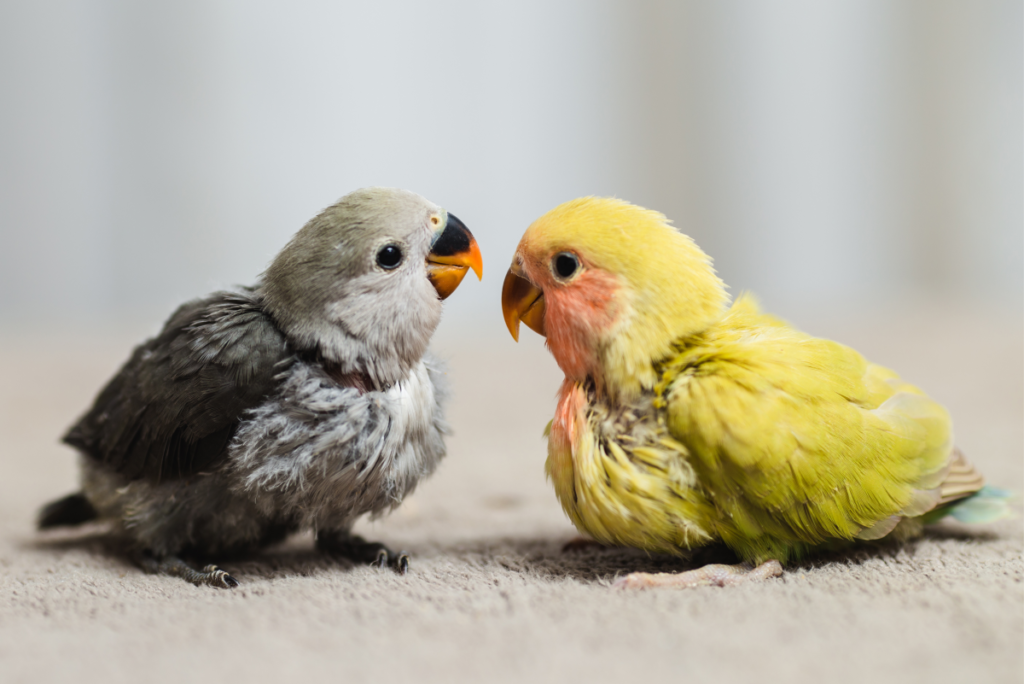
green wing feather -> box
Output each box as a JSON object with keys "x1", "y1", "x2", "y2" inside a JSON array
[{"x1": 660, "y1": 296, "x2": 955, "y2": 564}]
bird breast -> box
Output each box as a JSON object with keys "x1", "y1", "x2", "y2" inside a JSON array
[
  {"x1": 546, "y1": 381, "x2": 714, "y2": 553},
  {"x1": 228, "y1": 355, "x2": 448, "y2": 527}
]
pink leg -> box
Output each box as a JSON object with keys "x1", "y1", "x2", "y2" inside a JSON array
[{"x1": 612, "y1": 560, "x2": 783, "y2": 589}]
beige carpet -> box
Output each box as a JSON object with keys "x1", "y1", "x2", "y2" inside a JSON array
[{"x1": 1, "y1": 305, "x2": 1021, "y2": 684}]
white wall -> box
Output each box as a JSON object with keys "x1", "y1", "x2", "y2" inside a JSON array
[{"x1": 1, "y1": 1, "x2": 1020, "y2": 334}]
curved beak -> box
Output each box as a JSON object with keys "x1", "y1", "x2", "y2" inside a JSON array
[
  {"x1": 426, "y1": 213, "x2": 483, "y2": 300},
  {"x1": 501, "y1": 257, "x2": 546, "y2": 341}
]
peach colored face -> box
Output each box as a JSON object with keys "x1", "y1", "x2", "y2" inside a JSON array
[{"x1": 502, "y1": 245, "x2": 621, "y2": 383}]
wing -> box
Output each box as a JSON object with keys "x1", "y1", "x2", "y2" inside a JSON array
[
  {"x1": 661, "y1": 297, "x2": 954, "y2": 561},
  {"x1": 64, "y1": 290, "x2": 292, "y2": 482}
]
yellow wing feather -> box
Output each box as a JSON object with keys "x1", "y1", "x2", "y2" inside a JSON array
[{"x1": 661, "y1": 296, "x2": 954, "y2": 563}]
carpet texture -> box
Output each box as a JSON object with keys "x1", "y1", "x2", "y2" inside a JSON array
[{"x1": 1, "y1": 306, "x2": 1021, "y2": 684}]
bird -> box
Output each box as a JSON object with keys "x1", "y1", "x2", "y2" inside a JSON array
[
  {"x1": 500, "y1": 196, "x2": 1011, "y2": 589},
  {"x1": 38, "y1": 187, "x2": 483, "y2": 588}
]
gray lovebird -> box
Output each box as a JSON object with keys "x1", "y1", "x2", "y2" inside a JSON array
[{"x1": 38, "y1": 187, "x2": 483, "y2": 588}]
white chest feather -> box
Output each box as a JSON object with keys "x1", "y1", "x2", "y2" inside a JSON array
[{"x1": 227, "y1": 356, "x2": 448, "y2": 526}]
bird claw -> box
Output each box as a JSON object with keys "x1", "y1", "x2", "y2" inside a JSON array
[
  {"x1": 612, "y1": 560, "x2": 783, "y2": 589},
  {"x1": 140, "y1": 555, "x2": 239, "y2": 588},
  {"x1": 395, "y1": 552, "x2": 410, "y2": 575},
  {"x1": 317, "y1": 533, "x2": 411, "y2": 575},
  {"x1": 372, "y1": 549, "x2": 411, "y2": 574},
  {"x1": 201, "y1": 564, "x2": 240, "y2": 588}
]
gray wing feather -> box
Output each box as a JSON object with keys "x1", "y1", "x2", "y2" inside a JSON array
[{"x1": 64, "y1": 290, "x2": 292, "y2": 482}]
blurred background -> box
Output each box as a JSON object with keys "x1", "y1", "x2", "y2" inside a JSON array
[{"x1": 0, "y1": 0, "x2": 1020, "y2": 337}]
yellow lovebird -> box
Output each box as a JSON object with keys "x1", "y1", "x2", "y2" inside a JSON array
[{"x1": 501, "y1": 197, "x2": 1011, "y2": 589}]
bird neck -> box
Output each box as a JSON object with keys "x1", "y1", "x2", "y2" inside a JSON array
[
  {"x1": 257, "y1": 280, "x2": 430, "y2": 390},
  {"x1": 593, "y1": 291, "x2": 728, "y2": 403}
]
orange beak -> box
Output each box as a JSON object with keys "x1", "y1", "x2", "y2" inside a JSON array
[
  {"x1": 426, "y1": 213, "x2": 483, "y2": 300},
  {"x1": 501, "y1": 256, "x2": 546, "y2": 341}
]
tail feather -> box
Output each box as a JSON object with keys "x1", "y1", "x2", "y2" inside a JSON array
[
  {"x1": 938, "y1": 448, "x2": 986, "y2": 505},
  {"x1": 38, "y1": 493, "x2": 98, "y2": 529},
  {"x1": 946, "y1": 485, "x2": 1016, "y2": 524},
  {"x1": 917, "y1": 449, "x2": 1015, "y2": 526}
]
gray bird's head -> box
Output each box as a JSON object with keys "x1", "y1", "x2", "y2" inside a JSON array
[{"x1": 261, "y1": 187, "x2": 482, "y2": 388}]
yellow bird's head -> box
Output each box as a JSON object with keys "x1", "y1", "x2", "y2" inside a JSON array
[{"x1": 502, "y1": 197, "x2": 727, "y2": 399}]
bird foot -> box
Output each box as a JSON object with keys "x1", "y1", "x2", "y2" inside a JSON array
[
  {"x1": 613, "y1": 560, "x2": 782, "y2": 589},
  {"x1": 139, "y1": 555, "x2": 239, "y2": 588},
  {"x1": 317, "y1": 533, "x2": 409, "y2": 574}
]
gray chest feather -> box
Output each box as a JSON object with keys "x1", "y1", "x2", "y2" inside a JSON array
[{"x1": 228, "y1": 355, "x2": 448, "y2": 529}]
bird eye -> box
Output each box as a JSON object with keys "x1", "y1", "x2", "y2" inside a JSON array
[
  {"x1": 553, "y1": 252, "x2": 579, "y2": 280},
  {"x1": 377, "y1": 244, "x2": 403, "y2": 270}
]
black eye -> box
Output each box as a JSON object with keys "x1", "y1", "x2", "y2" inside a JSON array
[
  {"x1": 377, "y1": 244, "x2": 403, "y2": 270},
  {"x1": 553, "y1": 252, "x2": 579, "y2": 279}
]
